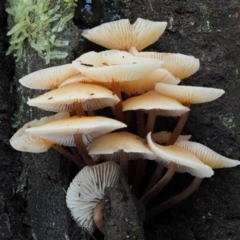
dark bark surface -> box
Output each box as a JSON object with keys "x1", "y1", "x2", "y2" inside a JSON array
[
  {"x1": 103, "y1": 174, "x2": 145, "y2": 240},
  {"x1": 1, "y1": 0, "x2": 240, "y2": 240}
]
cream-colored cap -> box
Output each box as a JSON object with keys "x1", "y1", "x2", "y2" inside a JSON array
[
  {"x1": 122, "y1": 90, "x2": 190, "y2": 116},
  {"x1": 9, "y1": 112, "x2": 70, "y2": 152},
  {"x1": 155, "y1": 83, "x2": 225, "y2": 104},
  {"x1": 72, "y1": 51, "x2": 163, "y2": 83},
  {"x1": 25, "y1": 116, "x2": 127, "y2": 146},
  {"x1": 175, "y1": 140, "x2": 240, "y2": 169},
  {"x1": 130, "y1": 47, "x2": 200, "y2": 79},
  {"x1": 66, "y1": 161, "x2": 120, "y2": 232},
  {"x1": 87, "y1": 132, "x2": 156, "y2": 161},
  {"x1": 27, "y1": 83, "x2": 120, "y2": 112},
  {"x1": 147, "y1": 133, "x2": 214, "y2": 178},
  {"x1": 19, "y1": 64, "x2": 79, "y2": 89},
  {"x1": 82, "y1": 18, "x2": 167, "y2": 51}
]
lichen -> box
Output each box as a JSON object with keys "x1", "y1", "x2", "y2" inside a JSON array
[{"x1": 6, "y1": 0, "x2": 77, "y2": 64}]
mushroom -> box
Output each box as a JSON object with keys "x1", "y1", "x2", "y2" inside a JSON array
[
  {"x1": 122, "y1": 90, "x2": 190, "y2": 194},
  {"x1": 27, "y1": 82, "x2": 120, "y2": 116},
  {"x1": 144, "y1": 131, "x2": 191, "y2": 193},
  {"x1": 87, "y1": 131, "x2": 156, "y2": 180},
  {"x1": 141, "y1": 133, "x2": 213, "y2": 206},
  {"x1": 130, "y1": 47, "x2": 200, "y2": 79},
  {"x1": 19, "y1": 64, "x2": 79, "y2": 89},
  {"x1": 81, "y1": 18, "x2": 167, "y2": 51},
  {"x1": 25, "y1": 115, "x2": 127, "y2": 166},
  {"x1": 72, "y1": 51, "x2": 163, "y2": 122},
  {"x1": 9, "y1": 112, "x2": 84, "y2": 168},
  {"x1": 122, "y1": 90, "x2": 190, "y2": 136},
  {"x1": 175, "y1": 140, "x2": 240, "y2": 168},
  {"x1": 66, "y1": 161, "x2": 120, "y2": 233},
  {"x1": 155, "y1": 83, "x2": 225, "y2": 144}
]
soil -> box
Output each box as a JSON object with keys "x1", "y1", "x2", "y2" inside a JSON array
[{"x1": 0, "y1": 0, "x2": 240, "y2": 240}]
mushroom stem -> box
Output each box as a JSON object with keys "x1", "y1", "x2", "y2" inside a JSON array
[
  {"x1": 93, "y1": 200, "x2": 104, "y2": 234},
  {"x1": 145, "y1": 110, "x2": 156, "y2": 136},
  {"x1": 136, "y1": 110, "x2": 145, "y2": 138},
  {"x1": 111, "y1": 81, "x2": 125, "y2": 123},
  {"x1": 74, "y1": 133, "x2": 95, "y2": 166},
  {"x1": 119, "y1": 150, "x2": 129, "y2": 182},
  {"x1": 131, "y1": 159, "x2": 148, "y2": 196},
  {"x1": 146, "y1": 177, "x2": 203, "y2": 220},
  {"x1": 132, "y1": 110, "x2": 156, "y2": 196},
  {"x1": 145, "y1": 105, "x2": 190, "y2": 198},
  {"x1": 140, "y1": 162, "x2": 177, "y2": 206},
  {"x1": 51, "y1": 144, "x2": 85, "y2": 168},
  {"x1": 168, "y1": 103, "x2": 191, "y2": 145},
  {"x1": 143, "y1": 163, "x2": 165, "y2": 195},
  {"x1": 73, "y1": 102, "x2": 86, "y2": 117}
]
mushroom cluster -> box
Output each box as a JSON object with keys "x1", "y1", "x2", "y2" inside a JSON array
[{"x1": 10, "y1": 17, "x2": 240, "y2": 234}]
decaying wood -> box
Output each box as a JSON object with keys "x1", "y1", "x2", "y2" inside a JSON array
[{"x1": 103, "y1": 173, "x2": 145, "y2": 240}]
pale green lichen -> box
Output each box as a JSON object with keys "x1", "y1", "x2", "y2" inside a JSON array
[
  {"x1": 6, "y1": 0, "x2": 77, "y2": 64},
  {"x1": 219, "y1": 114, "x2": 236, "y2": 129}
]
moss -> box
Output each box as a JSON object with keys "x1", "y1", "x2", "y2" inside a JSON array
[{"x1": 6, "y1": 0, "x2": 77, "y2": 64}]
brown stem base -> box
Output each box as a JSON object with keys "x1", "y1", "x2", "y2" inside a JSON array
[
  {"x1": 141, "y1": 162, "x2": 177, "y2": 206},
  {"x1": 111, "y1": 81, "x2": 125, "y2": 123},
  {"x1": 93, "y1": 200, "x2": 104, "y2": 234},
  {"x1": 168, "y1": 103, "x2": 191, "y2": 145},
  {"x1": 146, "y1": 177, "x2": 203, "y2": 220},
  {"x1": 143, "y1": 163, "x2": 164, "y2": 195},
  {"x1": 51, "y1": 144, "x2": 85, "y2": 168},
  {"x1": 74, "y1": 133, "x2": 95, "y2": 166},
  {"x1": 132, "y1": 159, "x2": 148, "y2": 197}
]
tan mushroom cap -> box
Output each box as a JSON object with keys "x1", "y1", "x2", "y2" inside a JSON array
[
  {"x1": 19, "y1": 64, "x2": 79, "y2": 89},
  {"x1": 155, "y1": 83, "x2": 225, "y2": 104},
  {"x1": 87, "y1": 132, "x2": 156, "y2": 161},
  {"x1": 81, "y1": 18, "x2": 167, "y2": 51},
  {"x1": 147, "y1": 133, "x2": 214, "y2": 178},
  {"x1": 58, "y1": 73, "x2": 93, "y2": 88},
  {"x1": 66, "y1": 161, "x2": 120, "y2": 232},
  {"x1": 152, "y1": 131, "x2": 191, "y2": 144},
  {"x1": 72, "y1": 51, "x2": 163, "y2": 83},
  {"x1": 25, "y1": 116, "x2": 127, "y2": 146},
  {"x1": 27, "y1": 83, "x2": 120, "y2": 112},
  {"x1": 119, "y1": 68, "x2": 180, "y2": 96},
  {"x1": 9, "y1": 112, "x2": 70, "y2": 153},
  {"x1": 130, "y1": 47, "x2": 200, "y2": 79},
  {"x1": 175, "y1": 140, "x2": 240, "y2": 168},
  {"x1": 122, "y1": 90, "x2": 190, "y2": 115}
]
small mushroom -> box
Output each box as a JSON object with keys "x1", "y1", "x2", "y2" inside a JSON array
[
  {"x1": 155, "y1": 83, "x2": 225, "y2": 144},
  {"x1": 66, "y1": 161, "x2": 120, "y2": 233},
  {"x1": 72, "y1": 51, "x2": 162, "y2": 122},
  {"x1": 175, "y1": 140, "x2": 240, "y2": 168},
  {"x1": 141, "y1": 133, "x2": 213, "y2": 206},
  {"x1": 123, "y1": 90, "x2": 190, "y2": 194},
  {"x1": 25, "y1": 115, "x2": 127, "y2": 166},
  {"x1": 81, "y1": 18, "x2": 167, "y2": 51},
  {"x1": 130, "y1": 47, "x2": 200, "y2": 79},
  {"x1": 87, "y1": 131, "x2": 156, "y2": 179},
  {"x1": 27, "y1": 82, "x2": 120, "y2": 116},
  {"x1": 122, "y1": 90, "x2": 190, "y2": 136},
  {"x1": 9, "y1": 112, "x2": 84, "y2": 168},
  {"x1": 144, "y1": 131, "x2": 191, "y2": 193},
  {"x1": 19, "y1": 64, "x2": 79, "y2": 89}
]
